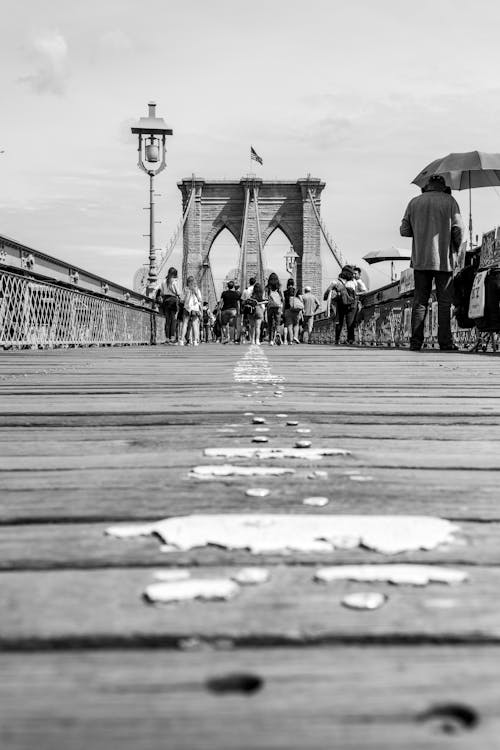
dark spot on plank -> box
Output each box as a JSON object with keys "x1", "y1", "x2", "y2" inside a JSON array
[
  {"x1": 205, "y1": 672, "x2": 264, "y2": 695},
  {"x1": 417, "y1": 702, "x2": 479, "y2": 733}
]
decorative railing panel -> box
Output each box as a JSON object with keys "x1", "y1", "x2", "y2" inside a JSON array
[
  {"x1": 0, "y1": 270, "x2": 166, "y2": 348},
  {"x1": 310, "y1": 296, "x2": 485, "y2": 350}
]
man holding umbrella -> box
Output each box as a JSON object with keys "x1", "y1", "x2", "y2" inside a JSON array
[{"x1": 400, "y1": 174, "x2": 464, "y2": 351}]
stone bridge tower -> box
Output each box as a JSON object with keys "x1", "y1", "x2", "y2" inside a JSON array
[{"x1": 178, "y1": 176, "x2": 325, "y2": 307}]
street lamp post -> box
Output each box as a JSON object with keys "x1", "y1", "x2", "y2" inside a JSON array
[
  {"x1": 284, "y1": 246, "x2": 299, "y2": 284},
  {"x1": 131, "y1": 102, "x2": 173, "y2": 298}
]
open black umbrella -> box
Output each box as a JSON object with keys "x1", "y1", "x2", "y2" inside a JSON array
[{"x1": 412, "y1": 151, "x2": 500, "y2": 248}]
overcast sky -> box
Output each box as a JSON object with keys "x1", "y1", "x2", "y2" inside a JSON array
[{"x1": 2, "y1": 0, "x2": 500, "y2": 290}]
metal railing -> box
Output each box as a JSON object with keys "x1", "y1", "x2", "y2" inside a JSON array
[{"x1": 0, "y1": 268, "x2": 166, "y2": 348}]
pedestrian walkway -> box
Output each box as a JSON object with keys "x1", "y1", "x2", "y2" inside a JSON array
[{"x1": 1, "y1": 344, "x2": 500, "y2": 748}]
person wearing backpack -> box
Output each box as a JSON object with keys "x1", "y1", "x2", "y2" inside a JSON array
[
  {"x1": 324, "y1": 265, "x2": 358, "y2": 345},
  {"x1": 265, "y1": 272, "x2": 284, "y2": 346}
]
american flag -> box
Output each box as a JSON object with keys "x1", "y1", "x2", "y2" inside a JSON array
[{"x1": 250, "y1": 146, "x2": 263, "y2": 165}]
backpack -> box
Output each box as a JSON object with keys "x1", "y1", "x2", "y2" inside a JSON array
[
  {"x1": 242, "y1": 297, "x2": 258, "y2": 316},
  {"x1": 338, "y1": 280, "x2": 356, "y2": 309},
  {"x1": 185, "y1": 289, "x2": 201, "y2": 314},
  {"x1": 268, "y1": 290, "x2": 282, "y2": 308}
]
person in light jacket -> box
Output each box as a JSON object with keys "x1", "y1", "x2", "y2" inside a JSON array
[{"x1": 400, "y1": 174, "x2": 464, "y2": 351}]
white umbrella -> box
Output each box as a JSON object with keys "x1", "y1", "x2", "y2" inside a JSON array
[{"x1": 363, "y1": 247, "x2": 411, "y2": 282}]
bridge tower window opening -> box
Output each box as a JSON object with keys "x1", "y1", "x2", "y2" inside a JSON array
[
  {"x1": 207, "y1": 227, "x2": 241, "y2": 300},
  {"x1": 264, "y1": 226, "x2": 296, "y2": 289}
]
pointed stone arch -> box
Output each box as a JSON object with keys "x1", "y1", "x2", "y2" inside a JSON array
[{"x1": 178, "y1": 176, "x2": 325, "y2": 308}]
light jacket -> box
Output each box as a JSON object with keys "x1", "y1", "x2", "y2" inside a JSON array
[{"x1": 400, "y1": 188, "x2": 464, "y2": 272}]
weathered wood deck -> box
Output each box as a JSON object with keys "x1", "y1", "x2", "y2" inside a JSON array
[{"x1": 1, "y1": 343, "x2": 500, "y2": 749}]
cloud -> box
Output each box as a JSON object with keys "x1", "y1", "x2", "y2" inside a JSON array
[
  {"x1": 19, "y1": 31, "x2": 68, "y2": 95},
  {"x1": 99, "y1": 30, "x2": 133, "y2": 53},
  {"x1": 297, "y1": 116, "x2": 355, "y2": 150}
]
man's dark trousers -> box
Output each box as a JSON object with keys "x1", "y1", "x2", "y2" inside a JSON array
[{"x1": 411, "y1": 270, "x2": 453, "y2": 349}]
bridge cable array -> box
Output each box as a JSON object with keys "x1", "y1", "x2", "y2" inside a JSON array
[
  {"x1": 156, "y1": 186, "x2": 196, "y2": 282},
  {"x1": 307, "y1": 188, "x2": 346, "y2": 271}
]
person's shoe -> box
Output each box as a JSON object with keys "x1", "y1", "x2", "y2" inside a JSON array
[
  {"x1": 178, "y1": 341, "x2": 184, "y2": 346},
  {"x1": 256, "y1": 340, "x2": 261, "y2": 346},
  {"x1": 293, "y1": 337, "x2": 300, "y2": 344},
  {"x1": 269, "y1": 340, "x2": 274, "y2": 346},
  {"x1": 440, "y1": 344, "x2": 459, "y2": 351}
]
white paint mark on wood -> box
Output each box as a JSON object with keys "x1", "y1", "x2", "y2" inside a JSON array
[
  {"x1": 232, "y1": 567, "x2": 270, "y2": 585},
  {"x1": 245, "y1": 488, "x2": 270, "y2": 497},
  {"x1": 108, "y1": 514, "x2": 461, "y2": 556},
  {"x1": 254, "y1": 427, "x2": 270, "y2": 432},
  {"x1": 252, "y1": 417, "x2": 266, "y2": 424},
  {"x1": 302, "y1": 496, "x2": 329, "y2": 507},
  {"x1": 234, "y1": 346, "x2": 284, "y2": 384},
  {"x1": 144, "y1": 578, "x2": 240, "y2": 604},
  {"x1": 315, "y1": 565, "x2": 468, "y2": 586},
  {"x1": 252, "y1": 436, "x2": 269, "y2": 443},
  {"x1": 189, "y1": 464, "x2": 295, "y2": 478},
  {"x1": 204, "y1": 447, "x2": 350, "y2": 460},
  {"x1": 348, "y1": 475, "x2": 373, "y2": 482},
  {"x1": 341, "y1": 592, "x2": 388, "y2": 610},
  {"x1": 286, "y1": 421, "x2": 299, "y2": 426},
  {"x1": 296, "y1": 428, "x2": 311, "y2": 434},
  {"x1": 295, "y1": 440, "x2": 312, "y2": 449}
]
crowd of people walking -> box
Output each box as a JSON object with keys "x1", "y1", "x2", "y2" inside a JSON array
[
  {"x1": 156, "y1": 170, "x2": 470, "y2": 351},
  {"x1": 156, "y1": 264, "x2": 366, "y2": 346}
]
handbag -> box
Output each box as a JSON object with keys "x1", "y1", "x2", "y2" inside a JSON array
[{"x1": 289, "y1": 295, "x2": 304, "y2": 311}]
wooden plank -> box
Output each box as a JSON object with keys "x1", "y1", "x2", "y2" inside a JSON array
[
  {"x1": 1, "y1": 348, "x2": 500, "y2": 418},
  {"x1": 0, "y1": 520, "x2": 497, "y2": 570},
  {"x1": 2, "y1": 421, "x2": 500, "y2": 442},
  {"x1": 0, "y1": 565, "x2": 499, "y2": 646},
  {"x1": 0, "y1": 646, "x2": 498, "y2": 749},
  {"x1": 2, "y1": 466, "x2": 500, "y2": 522},
  {"x1": 1, "y1": 436, "x2": 499, "y2": 470}
]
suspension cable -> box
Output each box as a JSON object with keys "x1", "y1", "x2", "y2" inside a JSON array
[{"x1": 307, "y1": 188, "x2": 346, "y2": 270}]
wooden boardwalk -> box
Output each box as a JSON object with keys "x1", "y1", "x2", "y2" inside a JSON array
[{"x1": 1, "y1": 343, "x2": 500, "y2": 749}]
